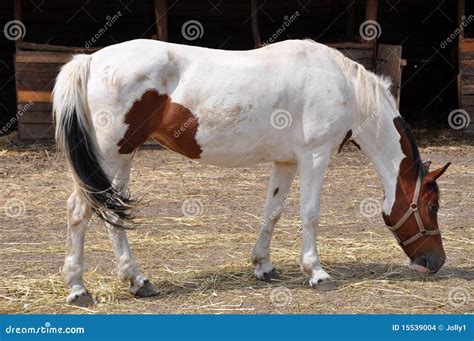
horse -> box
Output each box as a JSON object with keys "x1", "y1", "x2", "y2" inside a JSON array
[{"x1": 52, "y1": 39, "x2": 450, "y2": 306}]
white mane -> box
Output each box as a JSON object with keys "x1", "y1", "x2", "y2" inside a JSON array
[{"x1": 305, "y1": 39, "x2": 397, "y2": 119}]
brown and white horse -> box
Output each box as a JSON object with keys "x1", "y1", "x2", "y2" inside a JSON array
[{"x1": 53, "y1": 39, "x2": 450, "y2": 305}]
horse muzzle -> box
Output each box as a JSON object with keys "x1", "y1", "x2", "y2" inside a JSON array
[{"x1": 409, "y1": 252, "x2": 446, "y2": 274}]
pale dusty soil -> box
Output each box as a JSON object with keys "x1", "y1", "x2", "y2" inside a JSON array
[{"x1": 0, "y1": 130, "x2": 472, "y2": 314}]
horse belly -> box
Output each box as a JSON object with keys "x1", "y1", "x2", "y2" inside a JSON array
[{"x1": 194, "y1": 108, "x2": 295, "y2": 167}]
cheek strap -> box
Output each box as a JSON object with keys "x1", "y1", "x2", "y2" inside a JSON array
[{"x1": 387, "y1": 175, "x2": 440, "y2": 247}]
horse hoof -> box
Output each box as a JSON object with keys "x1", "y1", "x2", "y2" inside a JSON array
[
  {"x1": 135, "y1": 280, "x2": 160, "y2": 297},
  {"x1": 259, "y1": 268, "x2": 281, "y2": 282},
  {"x1": 311, "y1": 279, "x2": 337, "y2": 291},
  {"x1": 69, "y1": 292, "x2": 94, "y2": 307}
]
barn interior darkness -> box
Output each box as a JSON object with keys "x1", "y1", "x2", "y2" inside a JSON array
[
  {"x1": 378, "y1": 0, "x2": 460, "y2": 125},
  {"x1": 0, "y1": 1, "x2": 466, "y2": 135}
]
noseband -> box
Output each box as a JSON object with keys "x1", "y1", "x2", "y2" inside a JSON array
[{"x1": 387, "y1": 175, "x2": 440, "y2": 247}]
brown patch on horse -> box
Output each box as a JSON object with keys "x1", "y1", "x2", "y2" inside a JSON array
[{"x1": 118, "y1": 90, "x2": 202, "y2": 158}]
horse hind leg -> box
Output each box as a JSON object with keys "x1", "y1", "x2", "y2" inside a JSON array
[
  {"x1": 61, "y1": 187, "x2": 93, "y2": 306},
  {"x1": 105, "y1": 159, "x2": 159, "y2": 297}
]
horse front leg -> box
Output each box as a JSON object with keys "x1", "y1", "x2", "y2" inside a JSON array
[
  {"x1": 252, "y1": 162, "x2": 296, "y2": 281},
  {"x1": 297, "y1": 147, "x2": 336, "y2": 290}
]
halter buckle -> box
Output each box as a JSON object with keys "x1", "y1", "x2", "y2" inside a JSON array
[{"x1": 409, "y1": 203, "x2": 418, "y2": 211}]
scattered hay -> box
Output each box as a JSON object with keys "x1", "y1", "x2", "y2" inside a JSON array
[{"x1": 0, "y1": 130, "x2": 472, "y2": 314}]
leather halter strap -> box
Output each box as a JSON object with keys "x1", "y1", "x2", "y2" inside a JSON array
[{"x1": 387, "y1": 175, "x2": 440, "y2": 247}]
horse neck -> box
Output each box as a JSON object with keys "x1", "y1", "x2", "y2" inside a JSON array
[{"x1": 352, "y1": 99, "x2": 420, "y2": 217}]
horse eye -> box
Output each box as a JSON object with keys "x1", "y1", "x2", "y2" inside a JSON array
[{"x1": 429, "y1": 204, "x2": 439, "y2": 213}]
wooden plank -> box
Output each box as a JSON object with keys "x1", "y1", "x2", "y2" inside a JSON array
[
  {"x1": 460, "y1": 39, "x2": 474, "y2": 52},
  {"x1": 460, "y1": 52, "x2": 474, "y2": 61},
  {"x1": 460, "y1": 95, "x2": 474, "y2": 107},
  {"x1": 17, "y1": 71, "x2": 59, "y2": 82},
  {"x1": 18, "y1": 41, "x2": 101, "y2": 53},
  {"x1": 338, "y1": 48, "x2": 374, "y2": 69},
  {"x1": 18, "y1": 123, "x2": 54, "y2": 140},
  {"x1": 154, "y1": 0, "x2": 168, "y2": 41},
  {"x1": 461, "y1": 84, "x2": 474, "y2": 95},
  {"x1": 376, "y1": 44, "x2": 403, "y2": 107},
  {"x1": 17, "y1": 90, "x2": 51, "y2": 102},
  {"x1": 19, "y1": 111, "x2": 52, "y2": 124},
  {"x1": 16, "y1": 77, "x2": 55, "y2": 91},
  {"x1": 16, "y1": 63, "x2": 62, "y2": 73},
  {"x1": 327, "y1": 42, "x2": 373, "y2": 50},
  {"x1": 16, "y1": 51, "x2": 71, "y2": 63},
  {"x1": 19, "y1": 102, "x2": 51, "y2": 111},
  {"x1": 460, "y1": 106, "x2": 474, "y2": 131},
  {"x1": 251, "y1": 0, "x2": 261, "y2": 47}
]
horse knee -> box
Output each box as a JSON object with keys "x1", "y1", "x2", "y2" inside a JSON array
[{"x1": 67, "y1": 191, "x2": 90, "y2": 226}]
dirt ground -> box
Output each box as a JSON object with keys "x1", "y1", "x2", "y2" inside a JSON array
[{"x1": 0, "y1": 130, "x2": 472, "y2": 314}]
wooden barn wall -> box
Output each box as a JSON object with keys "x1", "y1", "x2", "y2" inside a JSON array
[
  {"x1": 460, "y1": 39, "x2": 474, "y2": 131},
  {"x1": 15, "y1": 0, "x2": 157, "y2": 140},
  {"x1": 0, "y1": 1, "x2": 17, "y2": 134},
  {"x1": 16, "y1": 0, "x2": 375, "y2": 140},
  {"x1": 15, "y1": 51, "x2": 70, "y2": 140}
]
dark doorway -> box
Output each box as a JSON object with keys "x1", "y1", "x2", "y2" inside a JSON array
[
  {"x1": 0, "y1": 1, "x2": 16, "y2": 135},
  {"x1": 378, "y1": 0, "x2": 459, "y2": 125}
]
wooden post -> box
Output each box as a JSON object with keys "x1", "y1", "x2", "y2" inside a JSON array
[
  {"x1": 365, "y1": 0, "x2": 378, "y2": 69},
  {"x1": 13, "y1": 0, "x2": 23, "y2": 50},
  {"x1": 250, "y1": 0, "x2": 261, "y2": 47},
  {"x1": 345, "y1": 2, "x2": 355, "y2": 41},
  {"x1": 365, "y1": 0, "x2": 377, "y2": 21},
  {"x1": 154, "y1": 0, "x2": 168, "y2": 41},
  {"x1": 376, "y1": 44, "x2": 404, "y2": 108},
  {"x1": 457, "y1": 0, "x2": 464, "y2": 108}
]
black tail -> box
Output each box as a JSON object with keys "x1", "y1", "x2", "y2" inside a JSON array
[
  {"x1": 52, "y1": 54, "x2": 134, "y2": 227},
  {"x1": 64, "y1": 112, "x2": 133, "y2": 225}
]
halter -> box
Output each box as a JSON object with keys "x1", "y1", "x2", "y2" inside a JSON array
[{"x1": 387, "y1": 174, "x2": 440, "y2": 247}]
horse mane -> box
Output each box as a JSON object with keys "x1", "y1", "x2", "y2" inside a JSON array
[
  {"x1": 304, "y1": 39, "x2": 397, "y2": 119},
  {"x1": 304, "y1": 40, "x2": 425, "y2": 178}
]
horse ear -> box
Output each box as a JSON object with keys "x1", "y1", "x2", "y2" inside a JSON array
[
  {"x1": 423, "y1": 161, "x2": 432, "y2": 172},
  {"x1": 426, "y1": 162, "x2": 451, "y2": 182}
]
